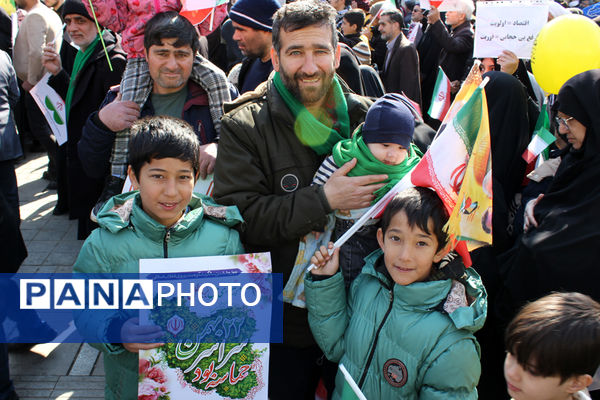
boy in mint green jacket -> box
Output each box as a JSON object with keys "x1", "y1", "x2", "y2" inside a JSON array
[
  {"x1": 305, "y1": 187, "x2": 487, "y2": 399},
  {"x1": 73, "y1": 116, "x2": 244, "y2": 400}
]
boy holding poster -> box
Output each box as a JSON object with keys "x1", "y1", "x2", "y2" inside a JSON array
[{"x1": 73, "y1": 116, "x2": 245, "y2": 400}]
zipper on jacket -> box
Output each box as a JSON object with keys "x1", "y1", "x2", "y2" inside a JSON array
[
  {"x1": 357, "y1": 288, "x2": 394, "y2": 388},
  {"x1": 163, "y1": 229, "x2": 171, "y2": 258}
]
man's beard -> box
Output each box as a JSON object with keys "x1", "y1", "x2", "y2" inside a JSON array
[{"x1": 279, "y1": 67, "x2": 335, "y2": 107}]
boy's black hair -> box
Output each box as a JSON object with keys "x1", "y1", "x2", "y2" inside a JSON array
[
  {"x1": 272, "y1": 0, "x2": 338, "y2": 53},
  {"x1": 505, "y1": 292, "x2": 600, "y2": 383},
  {"x1": 144, "y1": 11, "x2": 200, "y2": 54},
  {"x1": 128, "y1": 116, "x2": 200, "y2": 180},
  {"x1": 380, "y1": 187, "x2": 448, "y2": 251},
  {"x1": 343, "y1": 9, "x2": 366, "y2": 32}
]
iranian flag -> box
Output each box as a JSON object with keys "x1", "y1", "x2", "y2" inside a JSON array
[
  {"x1": 522, "y1": 103, "x2": 555, "y2": 164},
  {"x1": 413, "y1": 83, "x2": 493, "y2": 251},
  {"x1": 180, "y1": 0, "x2": 228, "y2": 35},
  {"x1": 428, "y1": 67, "x2": 451, "y2": 121},
  {"x1": 339, "y1": 364, "x2": 367, "y2": 400}
]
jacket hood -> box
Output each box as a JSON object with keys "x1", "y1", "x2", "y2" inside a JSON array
[
  {"x1": 361, "y1": 249, "x2": 487, "y2": 333},
  {"x1": 96, "y1": 191, "x2": 244, "y2": 244}
]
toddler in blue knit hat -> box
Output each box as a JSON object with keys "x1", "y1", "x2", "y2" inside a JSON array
[{"x1": 312, "y1": 93, "x2": 423, "y2": 288}]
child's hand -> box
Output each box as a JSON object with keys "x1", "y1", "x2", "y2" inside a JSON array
[
  {"x1": 120, "y1": 317, "x2": 164, "y2": 353},
  {"x1": 311, "y1": 242, "x2": 340, "y2": 276}
]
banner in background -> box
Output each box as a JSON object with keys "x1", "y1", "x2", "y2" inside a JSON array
[{"x1": 474, "y1": 1, "x2": 549, "y2": 59}]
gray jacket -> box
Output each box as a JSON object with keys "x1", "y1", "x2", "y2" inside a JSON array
[{"x1": 0, "y1": 50, "x2": 22, "y2": 162}]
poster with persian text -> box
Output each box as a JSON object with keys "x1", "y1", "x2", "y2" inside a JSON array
[
  {"x1": 474, "y1": 1, "x2": 549, "y2": 59},
  {"x1": 138, "y1": 253, "x2": 271, "y2": 400}
]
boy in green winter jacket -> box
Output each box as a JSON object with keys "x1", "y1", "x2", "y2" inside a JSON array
[
  {"x1": 73, "y1": 117, "x2": 244, "y2": 400},
  {"x1": 305, "y1": 187, "x2": 487, "y2": 399}
]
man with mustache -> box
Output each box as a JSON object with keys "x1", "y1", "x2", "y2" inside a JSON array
[
  {"x1": 78, "y1": 12, "x2": 233, "y2": 212},
  {"x1": 214, "y1": 1, "x2": 386, "y2": 398}
]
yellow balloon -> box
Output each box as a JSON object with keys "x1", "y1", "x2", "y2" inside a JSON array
[{"x1": 531, "y1": 14, "x2": 600, "y2": 94}]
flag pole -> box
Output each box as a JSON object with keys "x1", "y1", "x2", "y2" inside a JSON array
[
  {"x1": 209, "y1": 7, "x2": 215, "y2": 32},
  {"x1": 86, "y1": 0, "x2": 113, "y2": 71}
]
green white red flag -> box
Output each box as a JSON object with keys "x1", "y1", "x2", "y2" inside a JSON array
[
  {"x1": 522, "y1": 103, "x2": 555, "y2": 164},
  {"x1": 428, "y1": 67, "x2": 451, "y2": 121}
]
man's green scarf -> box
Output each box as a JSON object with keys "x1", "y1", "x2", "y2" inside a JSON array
[
  {"x1": 332, "y1": 128, "x2": 422, "y2": 203},
  {"x1": 65, "y1": 34, "x2": 101, "y2": 122},
  {"x1": 272, "y1": 72, "x2": 351, "y2": 155}
]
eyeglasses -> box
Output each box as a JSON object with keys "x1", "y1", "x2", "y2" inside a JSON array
[{"x1": 555, "y1": 115, "x2": 574, "y2": 129}]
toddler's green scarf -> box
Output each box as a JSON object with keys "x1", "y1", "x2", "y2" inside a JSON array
[
  {"x1": 65, "y1": 34, "x2": 101, "y2": 122},
  {"x1": 273, "y1": 72, "x2": 350, "y2": 155},
  {"x1": 332, "y1": 129, "x2": 422, "y2": 203}
]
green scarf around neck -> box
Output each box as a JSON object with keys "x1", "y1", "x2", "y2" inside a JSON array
[
  {"x1": 332, "y1": 128, "x2": 422, "y2": 203},
  {"x1": 65, "y1": 34, "x2": 101, "y2": 122},
  {"x1": 272, "y1": 72, "x2": 351, "y2": 155}
]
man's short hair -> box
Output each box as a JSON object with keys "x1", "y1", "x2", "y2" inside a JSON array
[
  {"x1": 128, "y1": 116, "x2": 200, "y2": 180},
  {"x1": 505, "y1": 292, "x2": 600, "y2": 383},
  {"x1": 455, "y1": 0, "x2": 475, "y2": 21},
  {"x1": 144, "y1": 11, "x2": 200, "y2": 54},
  {"x1": 380, "y1": 9, "x2": 405, "y2": 30},
  {"x1": 343, "y1": 9, "x2": 366, "y2": 31},
  {"x1": 272, "y1": 0, "x2": 338, "y2": 53},
  {"x1": 380, "y1": 187, "x2": 448, "y2": 251}
]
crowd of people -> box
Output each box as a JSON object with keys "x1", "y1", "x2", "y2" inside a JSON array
[{"x1": 1, "y1": 0, "x2": 600, "y2": 398}]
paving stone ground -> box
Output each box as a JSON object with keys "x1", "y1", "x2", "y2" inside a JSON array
[{"x1": 10, "y1": 152, "x2": 105, "y2": 400}]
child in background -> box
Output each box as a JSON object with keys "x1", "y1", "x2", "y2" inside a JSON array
[
  {"x1": 338, "y1": 9, "x2": 371, "y2": 65},
  {"x1": 73, "y1": 116, "x2": 244, "y2": 400},
  {"x1": 305, "y1": 187, "x2": 487, "y2": 399},
  {"x1": 504, "y1": 292, "x2": 600, "y2": 400},
  {"x1": 313, "y1": 93, "x2": 421, "y2": 288}
]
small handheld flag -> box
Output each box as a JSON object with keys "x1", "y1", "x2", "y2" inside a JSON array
[
  {"x1": 522, "y1": 104, "x2": 555, "y2": 164},
  {"x1": 428, "y1": 67, "x2": 451, "y2": 121}
]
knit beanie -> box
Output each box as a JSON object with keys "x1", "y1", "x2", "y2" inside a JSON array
[
  {"x1": 62, "y1": 0, "x2": 93, "y2": 21},
  {"x1": 229, "y1": 0, "x2": 281, "y2": 31},
  {"x1": 362, "y1": 93, "x2": 415, "y2": 149}
]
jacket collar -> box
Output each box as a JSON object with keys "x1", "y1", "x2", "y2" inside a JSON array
[
  {"x1": 361, "y1": 249, "x2": 487, "y2": 332},
  {"x1": 96, "y1": 191, "x2": 243, "y2": 244},
  {"x1": 451, "y1": 20, "x2": 472, "y2": 34},
  {"x1": 144, "y1": 80, "x2": 208, "y2": 116}
]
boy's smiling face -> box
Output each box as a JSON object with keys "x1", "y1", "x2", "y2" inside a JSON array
[
  {"x1": 503, "y1": 352, "x2": 591, "y2": 400},
  {"x1": 377, "y1": 210, "x2": 446, "y2": 286},
  {"x1": 128, "y1": 157, "x2": 195, "y2": 227}
]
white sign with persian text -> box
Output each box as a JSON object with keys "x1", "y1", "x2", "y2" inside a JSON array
[{"x1": 474, "y1": 1, "x2": 549, "y2": 59}]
